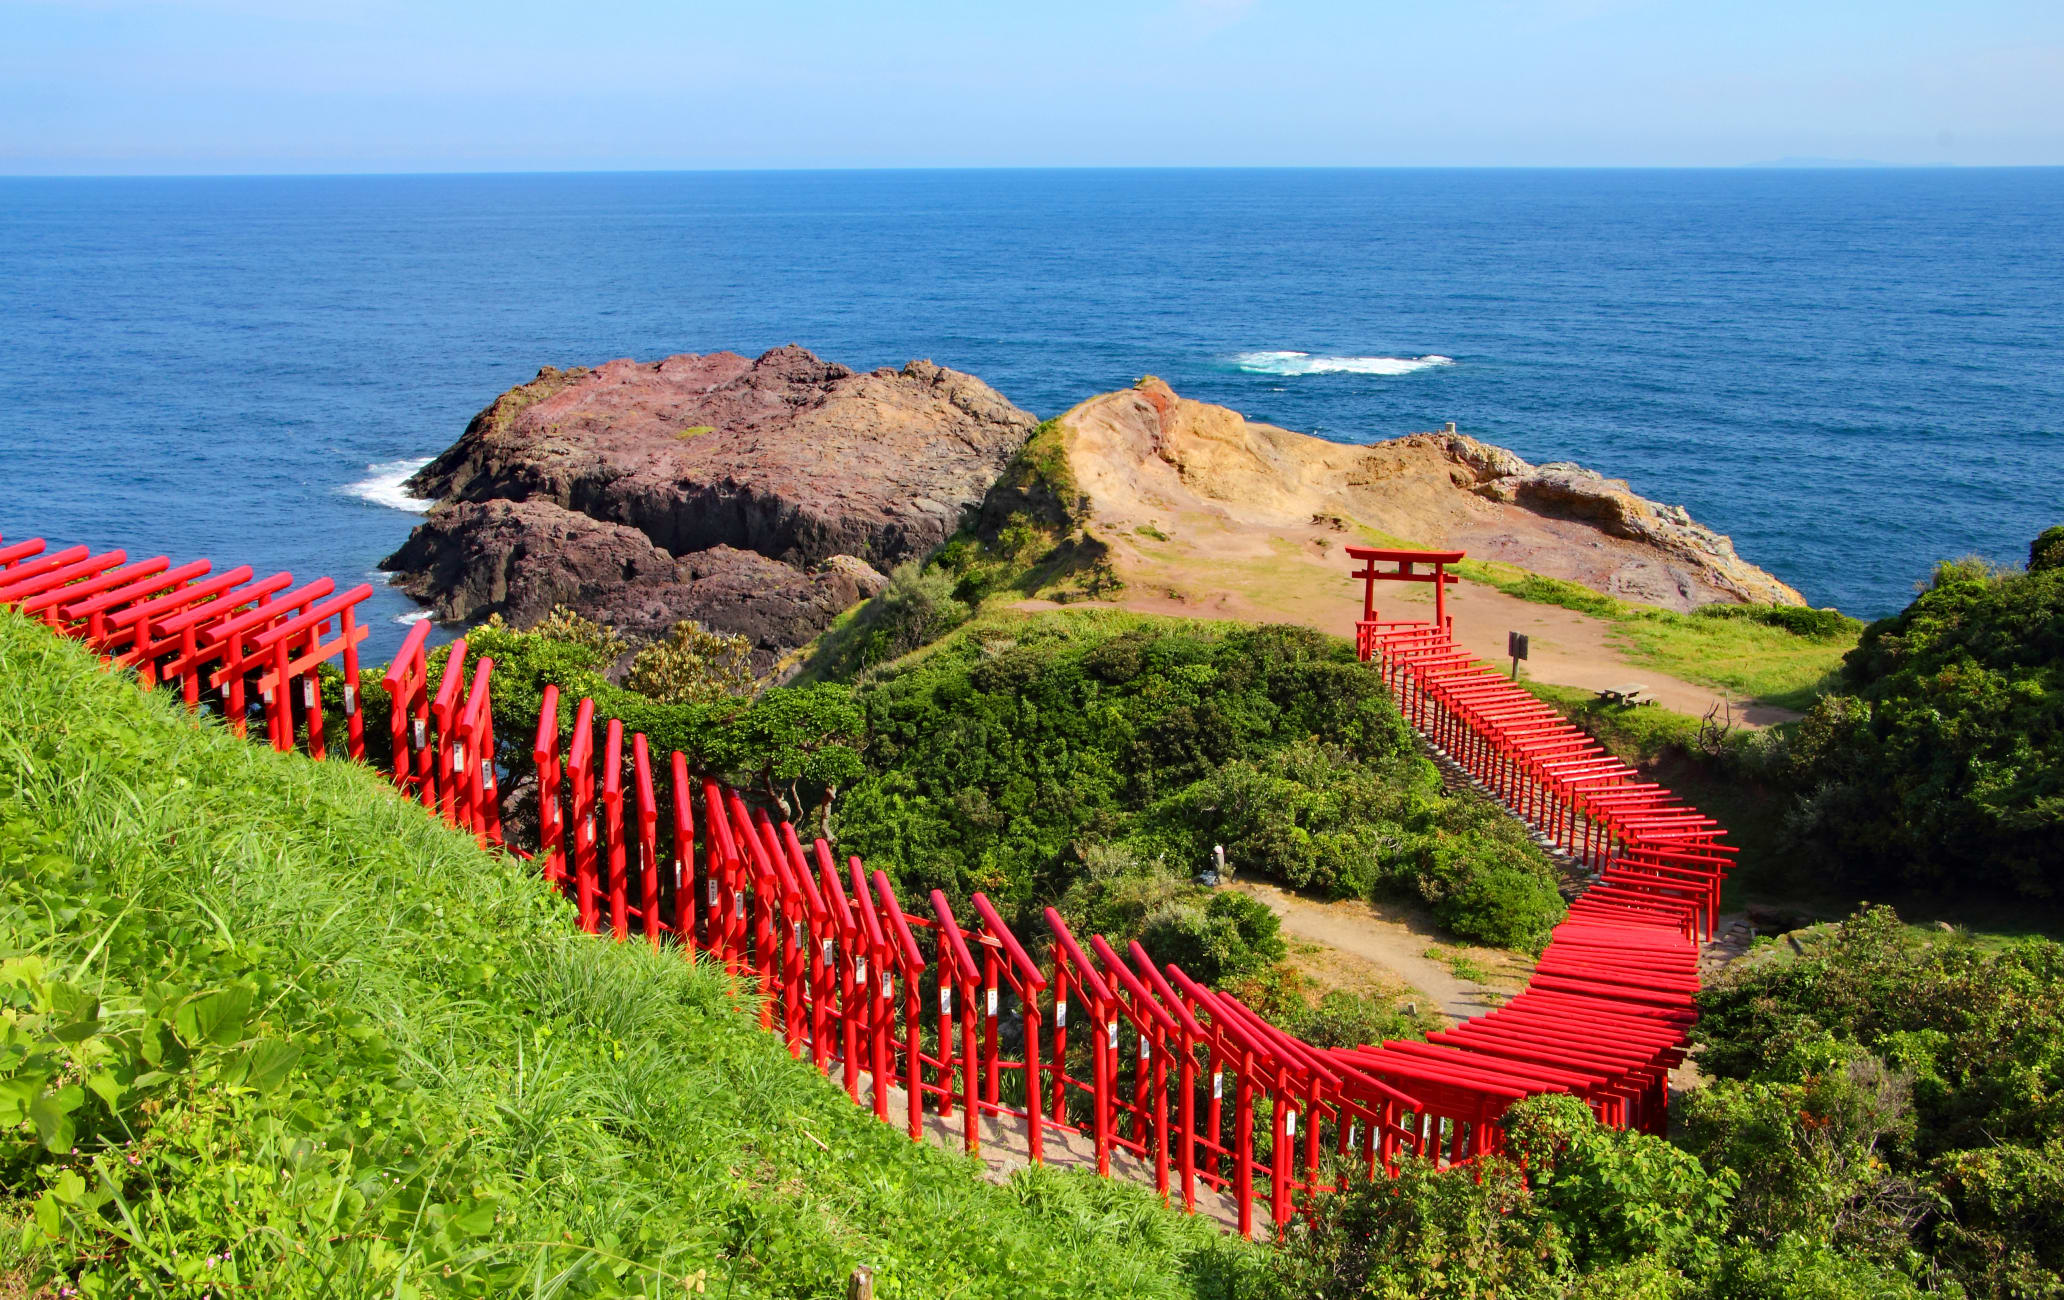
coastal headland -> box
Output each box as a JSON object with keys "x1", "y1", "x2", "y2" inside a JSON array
[{"x1": 384, "y1": 347, "x2": 1810, "y2": 714}]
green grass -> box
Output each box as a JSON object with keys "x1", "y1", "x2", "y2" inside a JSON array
[
  {"x1": 0, "y1": 610, "x2": 1255, "y2": 1299},
  {"x1": 1420, "y1": 948, "x2": 1492, "y2": 985},
  {"x1": 1454, "y1": 559, "x2": 1857, "y2": 710}
]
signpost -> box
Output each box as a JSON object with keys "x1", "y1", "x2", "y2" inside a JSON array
[{"x1": 1507, "y1": 630, "x2": 1529, "y2": 679}]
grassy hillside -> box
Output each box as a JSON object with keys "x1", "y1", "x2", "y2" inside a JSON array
[{"x1": 0, "y1": 610, "x2": 1253, "y2": 1299}]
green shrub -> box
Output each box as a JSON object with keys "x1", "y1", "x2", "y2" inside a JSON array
[
  {"x1": 1140, "y1": 892, "x2": 1286, "y2": 986},
  {"x1": 1781, "y1": 529, "x2": 2063, "y2": 898},
  {"x1": 2032, "y1": 525, "x2": 2064, "y2": 574},
  {"x1": 1693, "y1": 602, "x2": 1863, "y2": 641},
  {"x1": 1691, "y1": 905, "x2": 2064, "y2": 1295},
  {"x1": 1505, "y1": 1095, "x2": 1736, "y2": 1277},
  {"x1": 833, "y1": 614, "x2": 1562, "y2": 951},
  {"x1": 1260, "y1": 1154, "x2": 1563, "y2": 1300},
  {"x1": 623, "y1": 618, "x2": 755, "y2": 704}
]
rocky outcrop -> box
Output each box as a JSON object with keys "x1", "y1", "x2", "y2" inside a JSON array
[
  {"x1": 383, "y1": 499, "x2": 876, "y2": 668},
  {"x1": 1424, "y1": 432, "x2": 1804, "y2": 607},
  {"x1": 383, "y1": 346, "x2": 1035, "y2": 663},
  {"x1": 405, "y1": 345, "x2": 1035, "y2": 567},
  {"x1": 1065, "y1": 379, "x2": 1804, "y2": 611}
]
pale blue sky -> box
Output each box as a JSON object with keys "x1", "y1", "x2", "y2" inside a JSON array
[{"x1": 4, "y1": 0, "x2": 2060, "y2": 173}]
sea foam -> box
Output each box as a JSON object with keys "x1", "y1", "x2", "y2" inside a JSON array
[
  {"x1": 346, "y1": 458, "x2": 435, "y2": 513},
  {"x1": 1233, "y1": 351, "x2": 1454, "y2": 377}
]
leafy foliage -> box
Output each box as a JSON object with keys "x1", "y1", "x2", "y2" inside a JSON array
[
  {"x1": 1781, "y1": 530, "x2": 2064, "y2": 897},
  {"x1": 800, "y1": 419, "x2": 1118, "y2": 680},
  {"x1": 1505, "y1": 1095, "x2": 1735, "y2": 1278},
  {"x1": 1267, "y1": 1095, "x2": 1930, "y2": 1300},
  {"x1": 1690, "y1": 905, "x2": 2064, "y2": 1295},
  {"x1": 1260, "y1": 1154, "x2": 1561, "y2": 1300},
  {"x1": 1140, "y1": 892, "x2": 1287, "y2": 987},
  {"x1": 833, "y1": 613, "x2": 1565, "y2": 949},
  {"x1": 623, "y1": 618, "x2": 755, "y2": 704}
]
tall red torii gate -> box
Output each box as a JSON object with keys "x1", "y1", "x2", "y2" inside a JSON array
[{"x1": 1347, "y1": 545, "x2": 1462, "y2": 656}]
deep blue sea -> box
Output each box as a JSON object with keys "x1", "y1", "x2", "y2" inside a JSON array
[{"x1": 3, "y1": 169, "x2": 2060, "y2": 658}]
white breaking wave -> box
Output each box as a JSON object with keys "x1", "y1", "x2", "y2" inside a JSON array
[
  {"x1": 346, "y1": 458, "x2": 435, "y2": 513},
  {"x1": 394, "y1": 610, "x2": 433, "y2": 626},
  {"x1": 1233, "y1": 351, "x2": 1455, "y2": 377}
]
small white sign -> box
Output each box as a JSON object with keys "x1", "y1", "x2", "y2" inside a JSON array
[
  {"x1": 986, "y1": 987, "x2": 998, "y2": 1018},
  {"x1": 1212, "y1": 1071, "x2": 1224, "y2": 1100},
  {"x1": 821, "y1": 938, "x2": 835, "y2": 966},
  {"x1": 302, "y1": 679, "x2": 316, "y2": 708},
  {"x1": 1285, "y1": 1109, "x2": 1298, "y2": 1138},
  {"x1": 707, "y1": 879, "x2": 719, "y2": 906},
  {"x1": 939, "y1": 986, "x2": 953, "y2": 1015},
  {"x1": 1106, "y1": 1021, "x2": 1118, "y2": 1050},
  {"x1": 1054, "y1": 1000, "x2": 1067, "y2": 1027},
  {"x1": 1139, "y1": 1034, "x2": 1150, "y2": 1060},
  {"x1": 342, "y1": 684, "x2": 357, "y2": 715}
]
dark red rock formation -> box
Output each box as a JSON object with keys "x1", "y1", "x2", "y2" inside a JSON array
[
  {"x1": 383, "y1": 499, "x2": 882, "y2": 670},
  {"x1": 383, "y1": 346, "x2": 1028, "y2": 662}
]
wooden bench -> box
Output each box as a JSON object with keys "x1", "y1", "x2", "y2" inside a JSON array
[{"x1": 1595, "y1": 684, "x2": 1651, "y2": 707}]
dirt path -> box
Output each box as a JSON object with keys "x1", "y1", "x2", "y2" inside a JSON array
[{"x1": 1232, "y1": 880, "x2": 1530, "y2": 1023}]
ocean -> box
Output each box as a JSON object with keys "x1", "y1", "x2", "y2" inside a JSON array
[{"x1": 2, "y1": 168, "x2": 2059, "y2": 658}]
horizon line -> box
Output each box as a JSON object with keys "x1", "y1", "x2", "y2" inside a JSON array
[{"x1": 6, "y1": 161, "x2": 2063, "y2": 181}]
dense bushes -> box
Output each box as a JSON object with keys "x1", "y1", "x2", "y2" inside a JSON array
[
  {"x1": 1260, "y1": 1097, "x2": 1741, "y2": 1299},
  {"x1": 1688, "y1": 906, "x2": 2064, "y2": 1295},
  {"x1": 833, "y1": 614, "x2": 1565, "y2": 950},
  {"x1": 1780, "y1": 528, "x2": 2063, "y2": 898},
  {"x1": 1692, "y1": 600, "x2": 1862, "y2": 641},
  {"x1": 1265, "y1": 904, "x2": 2064, "y2": 1298}
]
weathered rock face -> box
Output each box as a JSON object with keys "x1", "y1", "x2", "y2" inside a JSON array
[
  {"x1": 383, "y1": 346, "x2": 1033, "y2": 663},
  {"x1": 406, "y1": 345, "x2": 1035, "y2": 567},
  {"x1": 1066, "y1": 379, "x2": 1805, "y2": 611},
  {"x1": 382, "y1": 499, "x2": 875, "y2": 667}
]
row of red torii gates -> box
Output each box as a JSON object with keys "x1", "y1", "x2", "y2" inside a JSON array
[{"x1": 2, "y1": 529, "x2": 1725, "y2": 1239}]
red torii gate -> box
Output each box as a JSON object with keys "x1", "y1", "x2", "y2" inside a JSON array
[{"x1": 1347, "y1": 545, "x2": 1462, "y2": 656}]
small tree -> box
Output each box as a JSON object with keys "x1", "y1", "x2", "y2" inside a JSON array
[
  {"x1": 714, "y1": 684, "x2": 866, "y2": 833},
  {"x1": 625, "y1": 620, "x2": 756, "y2": 705}
]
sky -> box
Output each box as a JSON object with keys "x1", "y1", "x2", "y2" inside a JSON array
[{"x1": 3, "y1": 0, "x2": 2061, "y2": 173}]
